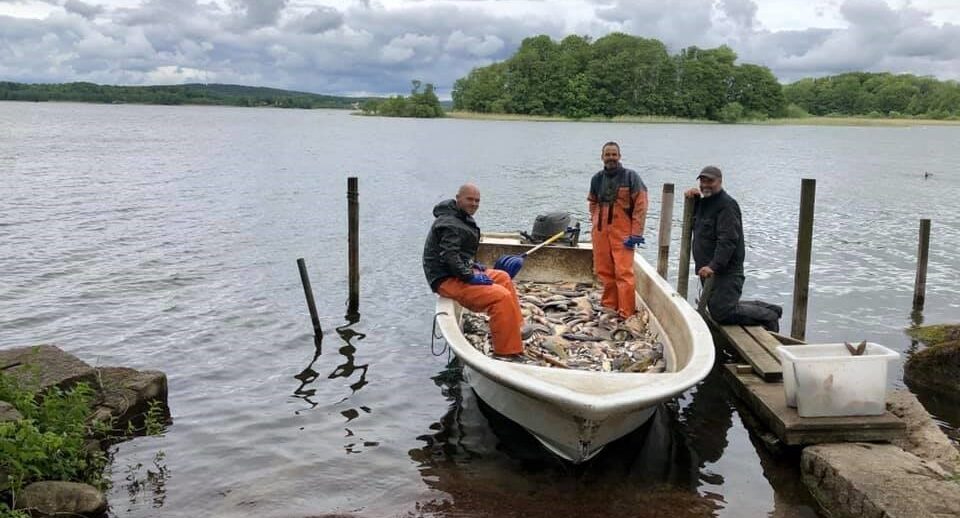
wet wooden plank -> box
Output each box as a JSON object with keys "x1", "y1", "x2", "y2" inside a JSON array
[
  {"x1": 722, "y1": 365, "x2": 905, "y2": 446},
  {"x1": 743, "y1": 325, "x2": 788, "y2": 362},
  {"x1": 719, "y1": 324, "x2": 783, "y2": 381}
]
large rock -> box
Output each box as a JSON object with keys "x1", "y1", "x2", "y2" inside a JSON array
[
  {"x1": 91, "y1": 367, "x2": 169, "y2": 435},
  {"x1": 904, "y1": 340, "x2": 960, "y2": 399},
  {"x1": 887, "y1": 389, "x2": 960, "y2": 474},
  {"x1": 0, "y1": 345, "x2": 95, "y2": 393},
  {"x1": 17, "y1": 481, "x2": 107, "y2": 517},
  {"x1": 802, "y1": 443, "x2": 960, "y2": 518}
]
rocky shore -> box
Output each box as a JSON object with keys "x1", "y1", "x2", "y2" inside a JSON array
[
  {"x1": 904, "y1": 323, "x2": 960, "y2": 399},
  {"x1": 0, "y1": 345, "x2": 169, "y2": 517}
]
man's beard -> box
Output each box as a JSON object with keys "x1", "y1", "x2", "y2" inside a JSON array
[{"x1": 700, "y1": 187, "x2": 715, "y2": 198}]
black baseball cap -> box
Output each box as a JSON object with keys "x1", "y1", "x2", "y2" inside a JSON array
[{"x1": 697, "y1": 166, "x2": 722, "y2": 180}]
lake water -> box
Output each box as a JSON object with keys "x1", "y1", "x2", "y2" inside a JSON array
[{"x1": 1, "y1": 102, "x2": 958, "y2": 517}]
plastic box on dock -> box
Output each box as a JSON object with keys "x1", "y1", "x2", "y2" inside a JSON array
[{"x1": 776, "y1": 343, "x2": 900, "y2": 418}]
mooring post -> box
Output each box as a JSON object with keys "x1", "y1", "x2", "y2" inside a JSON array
[
  {"x1": 657, "y1": 183, "x2": 675, "y2": 280},
  {"x1": 677, "y1": 194, "x2": 695, "y2": 299},
  {"x1": 347, "y1": 177, "x2": 359, "y2": 317},
  {"x1": 297, "y1": 258, "x2": 323, "y2": 347},
  {"x1": 912, "y1": 218, "x2": 931, "y2": 313},
  {"x1": 791, "y1": 178, "x2": 816, "y2": 341}
]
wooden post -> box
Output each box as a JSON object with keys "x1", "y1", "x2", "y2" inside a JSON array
[
  {"x1": 913, "y1": 219, "x2": 931, "y2": 313},
  {"x1": 657, "y1": 183, "x2": 675, "y2": 280},
  {"x1": 347, "y1": 177, "x2": 359, "y2": 317},
  {"x1": 791, "y1": 178, "x2": 816, "y2": 341},
  {"x1": 297, "y1": 258, "x2": 323, "y2": 348},
  {"x1": 677, "y1": 194, "x2": 695, "y2": 299}
]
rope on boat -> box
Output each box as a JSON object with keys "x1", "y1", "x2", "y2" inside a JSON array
[{"x1": 431, "y1": 311, "x2": 450, "y2": 359}]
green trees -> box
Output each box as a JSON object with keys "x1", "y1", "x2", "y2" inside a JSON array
[
  {"x1": 360, "y1": 80, "x2": 445, "y2": 118},
  {"x1": 783, "y1": 73, "x2": 960, "y2": 119},
  {"x1": 452, "y1": 34, "x2": 787, "y2": 121}
]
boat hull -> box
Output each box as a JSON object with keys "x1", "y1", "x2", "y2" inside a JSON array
[{"x1": 465, "y1": 364, "x2": 657, "y2": 462}]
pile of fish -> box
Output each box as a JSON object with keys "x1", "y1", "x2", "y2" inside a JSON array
[{"x1": 461, "y1": 281, "x2": 666, "y2": 373}]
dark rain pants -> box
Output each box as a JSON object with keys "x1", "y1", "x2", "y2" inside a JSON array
[{"x1": 705, "y1": 273, "x2": 782, "y2": 332}]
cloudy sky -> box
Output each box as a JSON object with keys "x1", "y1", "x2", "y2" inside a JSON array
[{"x1": 2, "y1": 0, "x2": 959, "y2": 97}]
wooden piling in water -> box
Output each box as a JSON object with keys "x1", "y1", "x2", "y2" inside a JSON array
[
  {"x1": 791, "y1": 178, "x2": 816, "y2": 341},
  {"x1": 296, "y1": 258, "x2": 323, "y2": 347},
  {"x1": 912, "y1": 219, "x2": 931, "y2": 313},
  {"x1": 347, "y1": 177, "x2": 359, "y2": 317},
  {"x1": 677, "y1": 194, "x2": 695, "y2": 299},
  {"x1": 657, "y1": 183, "x2": 675, "y2": 280}
]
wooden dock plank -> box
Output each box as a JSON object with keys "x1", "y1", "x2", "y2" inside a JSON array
[
  {"x1": 743, "y1": 325, "x2": 788, "y2": 362},
  {"x1": 722, "y1": 365, "x2": 905, "y2": 446},
  {"x1": 719, "y1": 325, "x2": 783, "y2": 381}
]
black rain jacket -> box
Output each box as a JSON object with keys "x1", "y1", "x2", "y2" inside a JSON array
[
  {"x1": 692, "y1": 189, "x2": 745, "y2": 275},
  {"x1": 422, "y1": 199, "x2": 480, "y2": 292}
]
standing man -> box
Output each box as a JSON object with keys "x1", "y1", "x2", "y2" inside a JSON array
[
  {"x1": 588, "y1": 141, "x2": 648, "y2": 318},
  {"x1": 423, "y1": 183, "x2": 524, "y2": 356},
  {"x1": 685, "y1": 166, "x2": 781, "y2": 331}
]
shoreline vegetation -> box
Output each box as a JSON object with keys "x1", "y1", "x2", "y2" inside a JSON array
[{"x1": 445, "y1": 110, "x2": 960, "y2": 126}]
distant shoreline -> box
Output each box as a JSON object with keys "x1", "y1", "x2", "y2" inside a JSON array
[{"x1": 445, "y1": 111, "x2": 960, "y2": 127}]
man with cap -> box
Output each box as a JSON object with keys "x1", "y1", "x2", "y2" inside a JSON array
[
  {"x1": 685, "y1": 166, "x2": 782, "y2": 331},
  {"x1": 588, "y1": 141, "x2": 648, "y2": 319}
]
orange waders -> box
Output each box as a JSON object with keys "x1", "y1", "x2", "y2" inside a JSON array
[
  {"x1": 437, "y1": 269, "x2": 523, "y2": 355},
  {"x1": 588, "y1": 168, "x2": 648, "y2": 318}
]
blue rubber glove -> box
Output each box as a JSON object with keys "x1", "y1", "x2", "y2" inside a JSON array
[
  {"x1": 623, "y1": 235, "x2": 645, "y2": 249},
  {"x1": 494, "y1": 255, "x2": 524, "y2": 279},
  {"x1": 467, "y1": 273, "x2": 493, "y2": 285},
  {"x1": 471, "y1": 261, "x2": 486, "y2": 271}
]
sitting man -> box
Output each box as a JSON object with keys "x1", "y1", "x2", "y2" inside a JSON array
[
  {"x1": 422, "y1": 183, "x2": 524, "y2": 356},
  {"x1": 685, "y1": 166, "x2": 782, "y2": 332}
]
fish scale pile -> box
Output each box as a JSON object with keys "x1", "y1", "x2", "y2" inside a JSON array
[{"x1": 461, "y1": 281, "x2": 666, "y2": 373}]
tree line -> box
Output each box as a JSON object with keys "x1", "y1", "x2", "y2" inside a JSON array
[
  {"x1": 783, "y1": 72, "x2": 960, "y2": 119},
  {"x1": 0, "y1": 82, "x2": 368, "y2": 109},
  {"x1": 452, "y1": 33, "x2": 960, "y2": 122},
  {"x1": 452, "y1": 33, "x2": 786, "y2": 122},
  {"x1": 359, "y1": 80, "x2": 444, "y2": 118}
]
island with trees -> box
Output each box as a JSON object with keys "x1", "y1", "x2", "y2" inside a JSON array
[{"x1": 451, "y1": 33, "x2": 960, "y2": 123}]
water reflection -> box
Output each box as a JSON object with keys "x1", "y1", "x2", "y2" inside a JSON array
[
  {"x1": 408, "y1": 360, "x2": 725, "y2": 517},
  {"x1": 120, "y1": 450, "x2": 170, "y2": 513}
]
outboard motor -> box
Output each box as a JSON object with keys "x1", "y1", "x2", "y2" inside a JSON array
[{"x1": 521, "y1": 211, "x2": 580, "y2": 246}]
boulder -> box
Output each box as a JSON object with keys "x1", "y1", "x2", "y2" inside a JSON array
[
  {"x1": 0, "y1": 345, "x2": 95, "y2": 393},
  {"x1": 887, "y1": 389, "x2": 960, "y2": 474},
  {"x1": 802, "y1": 443, "x2": 960, "y2": 518},
  {"x1": 92, "y1": 367, "x2": 169, "y2": 434},
  {"x1": 17, "y1": 481, "x2": 107, "y2": 517},
  {"x1": 904, "y1": 339, "x2": 960, "y2": 399}
]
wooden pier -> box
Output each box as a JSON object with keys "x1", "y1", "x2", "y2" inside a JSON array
[{"x1": 706, "y1": 318, "x2": 906, "y2": 447}]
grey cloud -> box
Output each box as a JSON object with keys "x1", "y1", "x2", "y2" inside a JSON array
[
  {"x1": 227, "y1": 0, "x2": 288, "y2": 31},
  {"x1": 718, "y1": 0, "x2": 758, "y2": 30},
  {"x1": 63, "y1": 0, "x2": 102, "y2": 19},
  {"x1": 285, "y1": 6, "x2": 343, "y2": 34},
  {"x1": 595, "y1": 0, "x2": 715, "y2": 50}
]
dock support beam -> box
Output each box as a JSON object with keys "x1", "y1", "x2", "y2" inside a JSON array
[
  {"x1": 347, "y1": 177, "x2": 359, "y2": 318},
  {"x1": 912, "y1": 218, "x2": 931, "y2": 314},
  {"x1": 657, "y1": 183, "x2": 675, "y2": 280},
  {"x1": 791, "y1": 178, "x2": 816, "y2": 341}
]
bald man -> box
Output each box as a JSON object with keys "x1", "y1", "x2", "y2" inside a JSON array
[{"x1": 422, "y1": 184, "x2": 524, "y2": 356}]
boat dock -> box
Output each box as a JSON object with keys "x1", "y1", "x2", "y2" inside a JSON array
[{"x1": 706, "y1": 319, "x2": 906, "y2": 447}]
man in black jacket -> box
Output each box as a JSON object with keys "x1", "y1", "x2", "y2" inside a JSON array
[
  {"x1": 685, "y1": 167, "x2": 781, "y2": 331},
  {"x1": 423, "y1": 183, "x2": 524, "y2": 356}
]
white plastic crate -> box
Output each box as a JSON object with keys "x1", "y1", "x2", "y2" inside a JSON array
[{"x1": 777, "y1": 343, "x2": 900, "y2": 417}]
